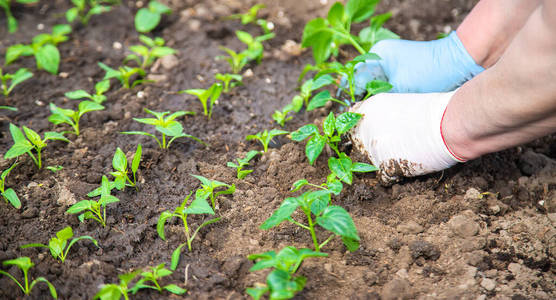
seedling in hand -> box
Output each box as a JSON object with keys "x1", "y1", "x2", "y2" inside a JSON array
[
  {"x1": 66, "y1": 0, "x2": 119, "y2": 25},
  {"x1": 125, "y1": 35, "x2": 176, "y2": 69},
  {"x1": 0, "y1": 67, "x2": 33, "y2": 97},
  {"x1": 64, "y1": 80, "x2": 111, "y2": 104},
  {"x1": 94, "y1": 270, "x2": 141, "y2": 300},
  {"x1": 122, "y1": 108, "x2": 205, "y2": 149},
  {"x1": 217, "y1": 46, "x2": 249, "y2": 74},
  {"x1": 191, "y1": 174, "x2": 235, "y2": 210},
  {"x1": 109, "y1": 145, "x2": 141, "y2": 191},
  {"x1": 130, "y1": 264, "x2": 186, "y2": 295},
  {"x1": 0, "y1": 257, "x2": 57, "y2": 298},
  {"x1": 98, "y1": 62, "x2": 146, "y2": 89},
  {"x1": 246, "y1": 246, "x2": 327, "y2": 300},
  {"x1": 66, "y1": 175, "x2": 119, "y2": 227},
  {"x1": 1, "y1": 162, "x2": 21, "y2": 209},
  {"x1": 135, "y1": 0, "x2": 171, "y2": 33},
  {"x1": 227, "y1": 150, "x2": 260, "y2": 179},
  {"x1": 4, "y1": 123, "x2": 69, "y2": 169},
  {"x1": 48, "y1": 101, "x2": 105, "y2": 136},
  {"x1": 1, "y1": 0, "x2": 38, "y2": 33},
  {"x1": 179, "y1": 82, "x2": 223, "y2": 120},
  {"x1": 157, "y1": 191, "x2": 220, "y2": 269},
  {"x1": 246, "y1": 129, "x2": 288, "y2": 153},
  {"x1": 21, "y1": 226, "x2": 98, "y2": 263},
  {"x1": 215, "y1": 73, "x2": 242, "y2": 93}
]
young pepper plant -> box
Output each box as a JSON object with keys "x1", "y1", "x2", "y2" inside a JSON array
[
  {"x1": 121, "y1": 109, "x2": 205, "y2": 149},
  {"x1": 179, "y1": 82, "x2": 223, "y2": 120},
  {"x1": 191, "y1": 174, "x2": 235, "y2": 210},
  {"x1": 0, "y1": 67, "x2": 33, "y2": 97},
  {"x1": 227, "y1": 150, "x2": 260, "y2": 179},
  {"x1": 4, "y1": 123, "x2": 69, "y2": 169},
  {"x1": 1, "y1": 162, "x2": 21, "y2": 209},
  {"x1": 98, "y1": 62, "x2": 146, "y2": 89},
  {"x1": 0, "y1": 0, "x2": 38, "y2": 33},
  {"x1": 228, "y1": 3, "x2": 265, "y2": 25},
  {"x1": 130, "y1": 264, "x2": 186, "y2": 295},
  {"x1": 110, "y1": 145, "x2": 142, "y2": 191},
  {"x1": 125, "y1": 35, "x2": 177, "y2": 69},
  {"x1": 20, "y1": 226, "x2": 98, "y2": 263},
  {"x1": 0, "y1": 257, "x2": 57, "y2": 299},
  {"x1": 66, "y1": 175, "x2": 119, "y2": 227},
  {"x1": 64, "y1": 79, "x2": 110, "y2": 104},
  {"x1": 134, "y1": 0, "x2": 171, "y2": 33},
  {"x1": 236, "y1": 30, "x2": 275, "y2": 64},
  {"x1": 215, "y1": 73, "x2": 242, "y2": 93},
  {"x1": 48, "y1": 101, "x2": 105, "y2": 136},
  {"x1": 217, "y1": 46, "x2": 249, "y2": 74},
  {"x1": 157, "y1": 191, "x2": 220, "y2": 270},
  {"x1": 94, "y1": 270, "x2": 141, "y2": 300},
  {"x1": 66, "y1": 0, "x2": 119, "y2": 25},
  {"x1": 246, "y1": 129, "x2": 289, "y2": 153},
  {"x1": 246, "y1": 246, "x2": 327, "y2": 300}
]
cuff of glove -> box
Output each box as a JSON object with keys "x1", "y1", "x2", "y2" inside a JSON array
[{"x1": 449, "y1": 31, "x2": 485, "y2": 77}]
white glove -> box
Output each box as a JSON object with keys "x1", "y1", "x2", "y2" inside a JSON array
[{"x1": 350, "y1": 92, "x2": 465, "y2": 184}]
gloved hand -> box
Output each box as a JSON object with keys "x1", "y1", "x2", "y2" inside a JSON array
[
  {"x1": 351, "y1": 31, "x2": 484, "y2": 95},
  {"x1": 350, "y1": 91, "x2": 464, "y2": 185}
]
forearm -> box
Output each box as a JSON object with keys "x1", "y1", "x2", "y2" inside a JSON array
[
  {"x1": 457, "y1": 0, "x2": 541, "y2": 68},
  {"x1": 444, "y1": 2, "x2": 556, "y2": 160}
]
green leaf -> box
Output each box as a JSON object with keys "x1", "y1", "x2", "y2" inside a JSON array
[
  {"x1": 149, "y1": 0, "x2": 172, "y2": 14},
  {"x1": 164, "y1": 284, "x2": 186, "y2": 295},
  {"x1": 7, "y1": 68, "x2": 33, "y2": 94},
  {"x1": 316, "y1": 205, "x2": 360, "y2": 241},
  {"x1": 327, "y1": 2, "x2": 346, "y2": 29},
  {"x1": 326, "y1": 179, "x2": 343, "y2": 196},
  {"x1": 171, "y1": 243, "x2": 187, "y2": 270},
  {"x1": 346, "y1": 0, "x2": 379, "y2": 23},
  {"x1": 351, "y1": 162, "x2": 378, "y2": 173},
  {"x1": 65, "y1": 7, "x2": 79, "y2": 22},
  {"x1": 2, "y1": 188, "x2": 21, "y2": 209},
  {"x1": 366, "y1": 80, "x2": 393, "y2": 95},
  {"x1": 352, "y1": 52, "x2": 381, "y2": 63},
  {"x1": 23, "y1": 126, "x2": 41, "y2": 146},
  {"x1": 335, "y1": 112, "x2": 362, "y2": 135},
  {"x1": 301, "y1": 18, "x2": 333, "y2": 64},
  {"x1": 112, "y1": 148, "x2": 127, "y2": 173},
  {"x1": 156, "y1": 211, "x2": 173, "y2": 240},
  {"x1": 246, "y1": 285, "x2": 269, "y2": 300},
  {"x1": 65, "y1": 90, "x2": 91, "y2": 100},
  {"x1": 323, "y1": 112, "x2": 336, "y2": 137},
  {"x1": 44, "y1": 131, "x2": 69, "y2": 143},
  {"x1": 267, "y1": 269, "x2": 305, "y2": 300},
  {"x1": 95, "y1": 80, "x2": 110, "y2": 95},
  {"x1": 56, "y1": 226, "x2": 73, "y2": 241},
  {"x1": 66, "y1": 200, "x2": 92, "y2": 214},
  {"x1": 6, "y1": 44, "x2": 33, "y2": 65},
  {"x1": 184, "y1": 195, "x2": 214, "y2": 215},
  {"x1": 328, "y1": 155, "x2": 353, "y2": 184},
  {"x1": 342, "y1": 236, "x2": 360, "y2": 252},
  {"x1": 290, "y1": 179, "x2": 309, "y2": 192},
  {"x1": 78, "y1": 101, "x2": 104, "y2": 117},
  {"x1": 290, "y1": 124, "x2": 318, "y2": 141},
  {"x1": 260, "y1": 197, "x2": 300, "y2": 230},
  {"x1": 4, "y1": 142, "x2": 33, "y2": 159},
  {"x1": 307, "y1": 90, "x2": 332, "y2": 111},
  {"x1": 131, "y1": 144, "x2": 142, "y2": 174},
  {"x1": 2, "y1": 256, "x2": 33, "y2": 271},
  {"x1": 8, "y1": 123, "x2": 26, "y2": 143},
  {"x1": 151, "y1": 46, "x2": 176, "y2": 57},
  {"x1": 135, "y1": 8, "x2": 161, "y2": 33},
  {"x1": 311, "y1": 74, "x2": 335, "y2": 91},
  {"x1": 36, "y1": 44, "x2": 60, "y2": 74},
  {"x1": 305, "y1": 134, "x2": 326, "y2": 165}
]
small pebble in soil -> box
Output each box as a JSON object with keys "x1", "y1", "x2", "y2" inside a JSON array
[
  {"x1": 480, "y1": 278, "x2": 496, "y2": 291},
  {"x1": 112, "y1": 41, "x2": 122, "y2": 50},
  {"x1": 409, "y1": 240, "x2": 440, "y2": 261},
  {"x1": 448, "y1": 214, "x2": 480, "y2": 237},
  {"x1": 37, "y1": 23, "x2": 44, "y2": 30}
]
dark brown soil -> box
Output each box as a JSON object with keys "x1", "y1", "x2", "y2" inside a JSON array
[{"x1": 0, "y1": 0, "x2": 554, "y2": 299}]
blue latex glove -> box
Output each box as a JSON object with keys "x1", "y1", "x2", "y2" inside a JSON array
[{"x1": 351, "y1": 31, "x2": 485, "y2": 95}]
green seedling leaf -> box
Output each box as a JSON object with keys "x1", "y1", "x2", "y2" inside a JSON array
[
  {"x1": 0, "y1": 256, "x2": 57, "y2": 298},
  {"x1": 335, "y1": 112, "x2": 361, "y2": 135},
  {"x1": 35, "y1": 44, "x2": 60, "y2": 74},
  {"x1": 260, "y1": 197, "x2": 299, "y2": 229},
  {"x1": 328, "y1": 154, "x2": 353, "y2": 184},
  {"x1": 316, "y1": 205, "x2": 360, "y2": 248},
  {"x1": 135, "y1": 0, "x2": 171, "y2": 33},
  {"x1": 306, "y1": 134, "x2": 326, "y2": 165}
]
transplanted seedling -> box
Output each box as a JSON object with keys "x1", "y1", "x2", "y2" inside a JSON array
[
  {"x1": 66, "y1": 0, "x2": 119, "y2": 25},
  {"x1": 227, "y1": 150, "x2": 260, "y2": 179},
  {"x1": 66, "y1": 175, "x2": 119, "y2": 227},
  {"x1": 4, "y1": 123, "x2": 69, "y2": 169},
  {"x1": 21, "y1": 226, "x2": 98, "y2": 263},
  {"x1": 179, "y1": 82, "x2": 223, "y2": 120},
  {"x1": 6, "y1": 24, "x2": 72, "y2": 74},
  {"x1": 110, "y1": 145, "x2": 141, "y2": 190},
  {"x1": 228, "y1": 3, "x2": 265, "y2": 25},
  {"x1": 157, "y1": 191, "x2": 220, "y2": 269},
  {"x1": 134, "y1": 0, "x2": 171, "y2": 33},
  {"x1": 217, "y1": 46, "x2": 249, "y2": 74},
  {"x1": 1, "y1": 162, "x2": 21, "y2": 209},
  {"x1": 130, "y1": 264, "x2": 186, "y2": 295},
  {"x1": 236, "y1": 30, "x2": 275, "y2": 65},
  {"x1": 121, "y1": 108, "x2": 205, "y2": 149},
  {"x1": 246, "y1": 129, "x2": 289, "y2": 153},
  {"x1": 94, "y1": 270, "x2": 141, "y2": 300},
  {"x1": 125, "y1": 35, "x2": 177, "y2": 69},
  {"x1": 215, "y1": 73, "x2": 242, "y2": 93},
  {"x1": 98, "y1": 62, "x2": 146, "y2": 89},
  {"x1": 48, "y1": 101, "x2": 105, "y2": 136},
  {"x1": 64, "y1": 79, "x2": 111, "y2": 104},
  {"x1": 191, "y1": 174, "x2": 235, "y2": 210},
  {"x1": 0, "y1": 0, "x2": 38, "y2": 33},
  {"x1": 0, "y1": 257, "x2": 57, "y2": 298},
  {"x1": 246, "y1": 246, "x2": 327, "y2": 300},
  {"x1": 0, "y1": 67, "x2": 33, "y2": 97}
]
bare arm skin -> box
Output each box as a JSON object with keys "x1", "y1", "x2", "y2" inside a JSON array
[
  {"x1": 457, "y1": 0, "x2": 541, "y2": 68},
  {"x1": 443, "y1": 1, "x2": 556, "y2": 161}
]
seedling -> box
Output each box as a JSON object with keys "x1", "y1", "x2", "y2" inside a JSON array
[
  {"x1": 0, "y1": 105, "x2": 17, "y2": 111},
  {"x1": 46, "y1": 165, "x2": 63, "y2": 173},
  {"x1": 48, "y1": 101, "x2": 105, "y2": 136},
  {"x1": 4, "y1": 123, "x2": 69, "y2": 169},
  {"x1": 1, "y1": 162, "x2": 21, "y2": 209},
  {"x1": 298, "y1": 74, "x2": 336, "y2": 108},
  {"x1": 358, "y1": 12, "x2": 399, "y2": 51},
  {"x1": 157, "y1": 191, "x2": 220, "y2": 269},
  {"x1": 134, "y1": 0, "x2": 171, "y2": 33},
  {"x1": 125, "y1": 35, "x2": 177, "y2": 69},
  {"x1": 0, "y1": 257, "x2": 57, "y2": 298},
  {"x1": 246, "y1": 129, "x2": 289, "y2": 153},
  {"x1": 191, "y1": 174, "x2": 235, "y2": 210},
  {"x1": 272, "y1": 96, "x2": 303, "y2": 127},
  {"x1": 94, "y1": 270, "x2": 141, "y2": 300},
  {"x1": 228, "y1": 4, "x2": 265, "y2": 25},
  {"x1": 64, "y1": 80, "x2": 111, "y2": 104},
  {"x1": 256, "y1": 19, "x2": 274, "y2": 35},
  {"x1": 179, "y1": 83, "x2": 223, "y2": 119},
  {"x1": 0, "y1": 0, "x2": 38, "y2": 33},
  {"x1": 98, "y1": 62, "x2": 146, "y2": 89},
  {"x1": 66, "y1": 0, "x2": 119, "y2": 25},
  {"x1": 121, "y1": 108, "x2": 205, "y2": 149},
  {"x1": 217, "y1": 46, "x2": 249, "y2": 74},
  {"x1": 290, "y1": 175, "x2": 344, "y2": 198},
  {"x1": 215, "y1": 73, "x2": 242, "y2": 93},
  {"x1": 21, "y1": 226, "x2": 98, "y2": 263},
  {"x1": 246, "y1": 246, "x2": 327, "y2": 300},
  {"x1": 5, "y1": 24, "x2": 72, "y2": 74},
  {"x1": 130, "y1": 264, "x2": 186, "y2": 295},
  {"x1": 227, "y1": 150, "x2": 260, "y2": 179},
  {"x1": 236, "y1": 30, "x2": 275, "y2": 65},
  {"x1": 109, "y1": 145, "x2": 142, "y2": 191},
  {"x1": 0, "y1": 67, "x2": 33, "y2": 97},
  {"x1": 261, "y1": 188, "x2": 360, "y2": 252},
  {"x1": 66, "y1": 175, "x2": 119, "y2": 227}
]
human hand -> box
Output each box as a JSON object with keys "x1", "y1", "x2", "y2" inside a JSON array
[
  {"x1": 350, "y1": 92, "x2": 464, "y2": 184},
  {"x1": 350, "y1": 32, "x2": 484, "y2": 96}
]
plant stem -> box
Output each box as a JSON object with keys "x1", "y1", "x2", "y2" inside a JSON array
[
  {"x1": 319, "y1": 234, "x2": 335, "y2": 250},
  {"x1": 162, "y1": 134, "x2": 167, "y2": 149},
  {"x1": 24, "y1": 269, "x2": 29, "y2": 294},
  {"x1": 304, "y1": 209, "x2": 320, "y2": 252}
]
